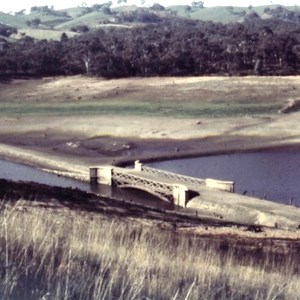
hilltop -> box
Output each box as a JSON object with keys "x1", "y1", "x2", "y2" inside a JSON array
[{"x1": 0, "y1": 4, "x2": 299, "y2": 40}]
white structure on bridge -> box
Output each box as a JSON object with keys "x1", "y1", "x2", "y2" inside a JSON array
[{"x1": 90, "y1": 160, "x2": 234, "y2": 208}]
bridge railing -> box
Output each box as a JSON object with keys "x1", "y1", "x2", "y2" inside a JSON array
[
  {"x1": 112, "y1": 168, "x2": 173, "y2": 193},
  {"x1": 112, "y1": 168, "x2": 176, "y2": 202},
  {"x1": 139, "y1": 165, "x2": 206, "y2": 187}
]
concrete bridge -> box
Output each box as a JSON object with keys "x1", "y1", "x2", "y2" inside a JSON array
[{"x1": 90, "y1": 161, "x2": 234, "y2": 207}]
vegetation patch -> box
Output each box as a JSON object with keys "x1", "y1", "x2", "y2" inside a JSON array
[
  {"x1": 0, "y1": 99, "x2": 280, "y2": 118},
  {"x1": 0, "y1": 199, "x2": 299, "y2": 300}
]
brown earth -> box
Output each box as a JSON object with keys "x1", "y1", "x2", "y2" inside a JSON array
[
  {"x1": 0, "y1": 75, "x2": 300, "y2": 175},
  {"x1": 0, "y1": 75, "x2": 300, "y2": 238}
]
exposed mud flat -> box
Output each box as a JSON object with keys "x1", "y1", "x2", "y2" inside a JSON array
[{"x1": 1, "y1": 76, "x2": 300, "y2": 239}]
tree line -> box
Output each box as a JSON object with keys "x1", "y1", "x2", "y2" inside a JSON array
[{"x1": 1, "y1": 17, "x2": 300, "y2": 78}]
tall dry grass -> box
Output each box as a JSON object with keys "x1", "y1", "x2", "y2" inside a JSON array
[{"x1": 0, "y1": 199, "x2": 299, "y2": 300}]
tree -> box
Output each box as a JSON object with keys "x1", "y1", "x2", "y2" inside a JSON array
[
  {"x1": 60, "y1": 32, "x2": 69, "y2": 43},
  {"x1": 192, "y1": 1, "x2": 204, "y2": 8},
  {"x1": 26, "y1": 18, "x2": 41, "y2": 28},
  {"x1": 92, "y1": 4, "x2": 102, "y2": 11},
  {"x1": 151, "y1": 3, "x2": 165, "y2": 11},
  {"x1": 0, "y1": 24, "x2": 17, "y2": 37},
  {"x1": 102, "y1": 2, "x2": 113, "y2": 15},
  {"x1": 31, "y1": 18, "x2": 41, "y2": 28},
  {"x1": 70, "y1": 25, "x2": 90, "y2": 33},
  {"x1": 15, "y1": 9, "x2": 25, "y2": 16}
]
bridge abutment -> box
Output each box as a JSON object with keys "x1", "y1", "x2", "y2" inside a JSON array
[
  {"x1": 205, "y1": 178, "x2": 234, "y2": 192},
  {"x1": 89, "y1": 166, "x2": 113, "y2": 185}
]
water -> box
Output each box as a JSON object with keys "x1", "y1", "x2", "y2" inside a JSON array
[
  {"x1": 0, "y1": 159, "x2": 171, "y2": 209},
  {"x1": 0, "y1": 159, "x2": 90, "y2": 191},
  {"x1": 2, "y1": 149, "x2": 300, "y2": 206},
  {"x1": 148, "y1": 149, "x2": 300, "y2": 206}
]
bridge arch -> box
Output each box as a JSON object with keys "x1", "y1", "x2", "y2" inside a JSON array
[{"x1": 117, "y1": 184, "x2": 172, "y2": 202}]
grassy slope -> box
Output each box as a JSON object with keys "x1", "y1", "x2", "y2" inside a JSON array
[
  {"x1": 55, "y1": 11, "x2": 108, "y2": 30},
  {"x1": 190, "y1": 7, "x2": 245, "y2": 23},
  {"x1": 0, "y1": 12, "x2": 26, "y2": 28},
  {"x1": 60, "y1": 7, "x2": 90, "y2": 18},
  {"x1": 1, "y1": 5, "x2": 300, "y2": 35},
  {"x1": 166, "y1": 5, "x2": 299, "y2": 23},
  {"x1": 0, "y1": 201, "x2": 299, "y2": 299},
  {"x1": 25, "y1": 11, "x2": 71, "y2": 27},
  {"x1": 0, "y1": 76, "x2": 286, "y2": 119}
]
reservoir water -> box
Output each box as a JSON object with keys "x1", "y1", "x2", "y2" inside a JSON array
[
  {"x1": 0, "y1": 159, "x2": 172, "y2": 209},
  {"x1": 0, "y1": 159, "x2": 90, "y2": 191},
  {"x1": 1, "y1": 148, "x2": 300, "y2": 206},
  {"x1": 148, "y1": 149, "x2": 300, "y2": 206}
]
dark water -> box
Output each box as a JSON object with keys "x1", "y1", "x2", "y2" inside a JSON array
[
  {"x1": 0, "y1": 159, "x2": 171, "y2": 209},
  {"x1": 148, "y1": 149, "x2": 300, "y2": 206}
]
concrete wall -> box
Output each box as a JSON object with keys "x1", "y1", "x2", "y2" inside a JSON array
[
  {"x1": 89, "y1": 166, "x2": 113, "y2": 185},
  {"x1": 173, "y1": 184, "x2": 189, "y2": 207},
  {"x1": 205, "y1": 178, "x2": 234, "y2": 192},
  {"x1": 134, "y1": 160, "x2": 143, "y2": 171}
]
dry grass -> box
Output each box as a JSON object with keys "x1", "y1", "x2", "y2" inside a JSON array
[{"x1": 0, "y1": 200, "x2": 299, "y2": 300}]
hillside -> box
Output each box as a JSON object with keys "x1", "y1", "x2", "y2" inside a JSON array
[
  {"x1": 0, "y1": 4, "x2": 299, "y2": 41},
  {"x1": 0, "y1": 4, "x2": 299, "y2": 77},
  {"x1": 0, "y1": 11, "x2": 26, "y2": 28}
]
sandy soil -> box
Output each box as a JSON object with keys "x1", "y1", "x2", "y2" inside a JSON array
[
  {"x1": 0, "y1": 75, "x2": 300, "y2": 235},
  {"x1": 1, "y1": 76, "x2": 300, "y2": 170}
]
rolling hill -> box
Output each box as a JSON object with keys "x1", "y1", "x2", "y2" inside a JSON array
[{"x1": 0, "y1": 4, "x2": 299, "y2": 41}]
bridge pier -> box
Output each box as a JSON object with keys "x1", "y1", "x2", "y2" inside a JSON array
[
  {"x1": 173, "y1": 184, "x2": 189, "y2": 207},
  {"x1": 134, "y1": 160, "x2": 143, "y2": 171},
  {"x1": 89, "y1": 166, "x2": 113, "y2": 185}
]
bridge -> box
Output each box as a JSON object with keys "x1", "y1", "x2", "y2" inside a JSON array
[{"x1": 90, "y1": 161, "x2": 234, "y2": 207}]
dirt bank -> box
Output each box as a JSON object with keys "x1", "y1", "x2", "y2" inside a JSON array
[
  {"x1": 1, "y1": 179, "x2": 299, "y2": 245},
  {"x1": 1, "y1": 75, "x2": 300, "y2": 174},
  {"x1": 0, "y1": 76, "x2": 300, "y2": 236}
]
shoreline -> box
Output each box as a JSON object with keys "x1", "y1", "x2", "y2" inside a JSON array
[
  {"x1": 1, "y1": 138, "x2": 300, "y2": 234},
  {"x1": 1, "y1": 135, "x2": 300, "y2": 175},
  {"x1": 1, "y1": 178, "x2": 300, "y2": 243},
  {"x1": 1, "y1": 75, "x2": 300, "y2": 238}
]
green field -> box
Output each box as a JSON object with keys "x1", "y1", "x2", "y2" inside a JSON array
[{"x1": 0, "y1": 99, "x2": 281, "y2": 118}]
